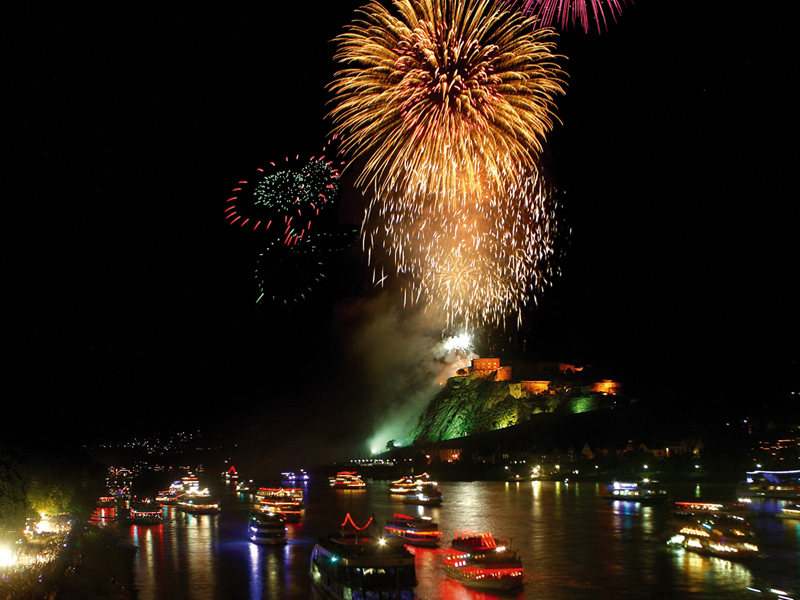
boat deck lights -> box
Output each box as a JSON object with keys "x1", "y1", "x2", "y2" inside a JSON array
[{"x1": 612, "y1": 482, "x2": 638, "y2": 489}]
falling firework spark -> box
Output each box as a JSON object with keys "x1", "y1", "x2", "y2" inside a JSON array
[
  {"x1": 521, "y1": 0, "x2": 626, "y2": 34},
  {"x1": 363, "y1": 170, "x2": 560, "y2": 329},
  {"x1": 328, "y1": 0, "x2": 565, "y2": 207}
]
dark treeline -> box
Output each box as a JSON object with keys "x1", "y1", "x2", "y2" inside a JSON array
[{"x1": 0, "y1": 438, "x2": 106, "y2": 539}]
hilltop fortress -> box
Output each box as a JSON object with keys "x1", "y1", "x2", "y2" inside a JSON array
[{"x1": 411, "y1": 358, "x2": 623, "y2": 443}]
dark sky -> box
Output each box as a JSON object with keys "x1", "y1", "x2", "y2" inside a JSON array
[{"x1": 10, "y1": 3, "x2": 797, "y2": 455}]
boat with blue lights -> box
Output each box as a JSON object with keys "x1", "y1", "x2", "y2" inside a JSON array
[
  {"x1": 605, "y1": 479, "x2": 668, "y2": 503},
  {"x1": 282, "y1": 470, "x2": 310, "y2": 482},
  {"x1": 442, "y1": 530, "x2": 524, "y2": 592},
  {"x1": 385, "y1": 513, "x2": 442, "y2": 548},
  {"x1": 403, "y1": 484, "x2": 442, "y2": 506},
  {"x1": 310, "y1": 513, "x2": 417, "y2": 599},
  {"x1": 248, "y1": 512, "x2": 287, "y2": 545},
  {"x1": 737, "y1": 469, "x2": 800, "y2": 500}
]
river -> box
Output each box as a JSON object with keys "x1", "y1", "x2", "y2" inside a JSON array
[{"x1": 105, "y1": 479, "x2": 798, "y2": 599}]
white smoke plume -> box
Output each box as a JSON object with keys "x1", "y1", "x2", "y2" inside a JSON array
[{"x1": 331, "y1": 292, "x2": 478, "y2": 454}]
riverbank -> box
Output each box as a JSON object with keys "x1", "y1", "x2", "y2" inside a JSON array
[{"x1": 44, "y1": 525, "x2": 136, "y2": 600}]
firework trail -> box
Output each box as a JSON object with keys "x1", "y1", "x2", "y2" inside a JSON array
[
  {"x1": 521, "y1": 0, "x2": 626, "y2": 34},
  {"x1": 328, "y1": 0, "x2": 565, "y2": 209}
]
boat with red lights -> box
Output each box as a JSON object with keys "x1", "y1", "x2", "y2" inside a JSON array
[
  {"x1": 329, "y1": 471, "x2": 366, "y2": 489},
  {"x1": 310, "y1": 513, "x2": 417, "y2": 599},
  {"x1": 385, "y1": 513, "x2": 442, "y2": 548},
  {"x1": 665, "y1": 501, "x2": 760, "y2": 559},
  {"x1": 256, "y1": 487, "x2": 304, "y2": 522},
  {"x1": 129, "y1": 502, "x2": 164, "y2": 525},
  {"x1": 402, "y1": 484, "x2": 442, "y2": 506},
  {"x1": 442, "y1": 530, "x2": 524, "y2": 592}
]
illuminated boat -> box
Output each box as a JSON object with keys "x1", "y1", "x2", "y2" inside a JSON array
[
  {"x1": 737, "y1": 469, "x2": 800, "y2": 500},
  {"x1": 256, "y1": 487, "x2": 304, "y2": 522},
  {"x1": 666, "y1": 501, "x2": 760, "y2": 559},
  {"x1": 248, "y1": 512, "x2": 287, "y2": 545},
  {"x1": 281, "y1": 470, "x2": 310, "y2": 481},
  {"x1": 155, "y1": 487, "x2": 179, "y2": 505},
  {"x1": 329, "y1": 471, "x2": 366, "y2": 489},
  {"x1": 176, "y1": 486, "x2": 221, "y2": 514},
  {"x1": 256, "y1": 487, "x2": 304, "y2": 506},
  {"x1": 402, "y1": 484, "x2": 442, "y2": 507},
  {"x1": 388, "y1": 473, "x2": 436, "y2": 495},
  {"x1": 222, "y1": 465, "x2": 239, "y2": 480},
  {"x1": 442, "y1": 531, "x2": 524, "y2": 592},
  {"x1": 236, "y1": 479, "x2": 253, "y2": 492},
  {"x1": 385, "y1": 513, "x2": 442, "y2": 548},
  {"x1": 310, "y1": 514, "x2": 417, "y2": 600},
  {"x1": 605, "y1": 480, "x2": 668, "y2": 503},
  {"x1": 775, "y1": 503, "x2": 800, "y2": 520},
  {"x1": 129, "y1": 502, "x2": 164, "y2": 525}
]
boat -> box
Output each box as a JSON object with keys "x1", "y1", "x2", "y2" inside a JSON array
[
  {"x1": 310, "y1": 513, "x2": 417, "y2": 600},
  {"x1": 403, "y1": 484, "x2": 442, "y2": 506},
  {"x1": 236, "y1": 479, "x2": 253, "y2": 492},
  {"x1": 605, "y1": 479, "x2": 668, "y2": 503},
  {"x1": 248, "y1": 512, "x2": 287, "y2": 545},
  {"x1": 329, "y1": 471, "x2": 366, "y2": 489},
  {"x1": 776, "y1": 503, "x2": 800, "y2": 520},
  {"x1": 385, "y1": 513, "x2": 442, "y2": 547},
  {"x1": 281, "y1": 470, "x2": 310, "y2": 482},
  {"x1": 737, "y1": 469, "x2": 800, "y2": 500},
  {"x1": 222, "y1": 465, "x2": 239, "y2": 480},
  {"x1": 155, "y1": 487, "x2": 179, "y2": 505},
  {"x1": 442, "y1": 530, "x2": 524, "y2": 592},
  {"x1": 388, "y1": 473, "x2": 436, "y2": 495},
  {"x1": 176, "y1": 486, "x2": 221, "y2": 514},
  {"x1": 256, "y1": 487, "x2": 304, "y2": 522},
  {"x1": 129, "y1": 502, "x2": 164, "y2": 525},
  {"x1": 666, "y1": 501, "x2": 760, "y2": 559}
]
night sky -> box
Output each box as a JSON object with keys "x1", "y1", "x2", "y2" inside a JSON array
[{"x1": 10, "y1": 3, "x2": 797, "y2": 457}]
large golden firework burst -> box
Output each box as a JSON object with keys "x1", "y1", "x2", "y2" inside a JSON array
[{"x1": 329, "y1": 0, "x2": 566, "y2": 207}]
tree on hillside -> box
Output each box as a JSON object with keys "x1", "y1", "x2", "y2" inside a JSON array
[{"x1": 0, "y1": 443, "x2": 29, "y2": 536}]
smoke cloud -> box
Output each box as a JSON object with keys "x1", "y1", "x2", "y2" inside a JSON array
[{"x1": 331, "y1": 292, "x2": 478, "y2": 455}]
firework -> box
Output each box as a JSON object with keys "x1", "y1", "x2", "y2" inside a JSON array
[
  {"x1": 224, "y1": 136, "x2": 357, "y2": 308},
  {"x1": 363, "y1": 169, "x2": 560, "y2": 329},
  {"x1": 328, "y1": 0, "x2": 565, "y2": 207},
  {"x1": 255, "y1": 228, "x2": 357, "y2": 307},
  {"x1": 224, "y1": 136, "x2": 344, "y2": 246},
  {"x1": 521, "y1": 0, "x2": 626, "y2": 34}
]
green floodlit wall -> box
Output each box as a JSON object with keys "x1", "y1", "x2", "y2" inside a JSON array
[{"x1": 411, "y1": 375, "x2": 614, "y2": 443}]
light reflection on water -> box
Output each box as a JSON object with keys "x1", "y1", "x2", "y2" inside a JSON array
[{"x1": 108, "y1": 480, "x2": 797, "y2": 600}]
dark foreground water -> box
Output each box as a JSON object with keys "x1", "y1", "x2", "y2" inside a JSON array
[{"x1": 103, "y1": 480, "x2": 798, "y2": 599}]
